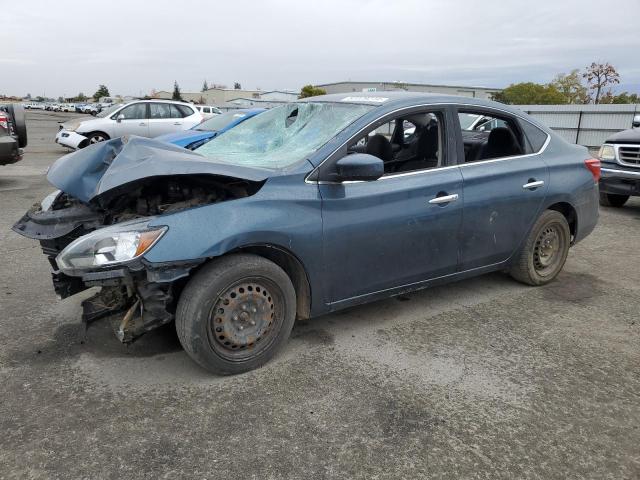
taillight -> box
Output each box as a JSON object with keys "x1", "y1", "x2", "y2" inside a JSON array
[
  {"x1": 0, "y1": 113, "x2": 7, "y2": 131},
  {"x1": 585, "y1": 158, "x2": 601, "y2": 182}
]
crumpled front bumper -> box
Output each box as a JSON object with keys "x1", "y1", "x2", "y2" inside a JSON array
[
  {"x1": 55, "y1": 130, "x2": 87, "y2": 149},
  {"x1": 13, "y1": 200, "x2": 201, "y2": 342}
]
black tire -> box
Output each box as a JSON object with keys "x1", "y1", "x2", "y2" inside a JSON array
[
  {"x1": 84, "y1": 131, "x2": 109, "y2": 147},
  {"x1": 599, "y1": 192, "x2": 629, "y2": 208},
  {"x1": 176, "y1": 254, "x2": 297, "y2": 375},
  {"x1": 8, "y1": 104, "x2": 27, "y2": 148},
  {"x1": 509, "y1": 210, "x2": 571, "y2": 286}
]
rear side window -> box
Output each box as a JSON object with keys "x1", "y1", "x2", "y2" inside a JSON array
[
  {"x1": 150, "y1": 103, "x2": 173, "y2": 119},
  {"x1": 457, "y1": 110, "x2": 525, "y2": 162},
  {"x1": 518, "y1": 119, "x2": 548, "y2": 153},
  {"x1": 176, "y1": 104, "x2": 195, "y2": 117}
]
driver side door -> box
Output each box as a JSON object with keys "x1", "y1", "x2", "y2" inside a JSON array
[
  {"x1": 319, "y1": 107, "x2": 464, "y2": 307},
  {"x1": 113, "y1": 102, "x2": 149, "y2": 137}
]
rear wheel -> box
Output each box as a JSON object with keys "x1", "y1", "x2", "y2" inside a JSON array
[
  {"x1": 509, "y1": 210, "x2": 571, "y2": 286},
  {"x1": 176, "y1": 254, "x2": 296, "y2": 375},
  {"x1": 599, "y1": 192, "x2": 629, "y2": 208}
]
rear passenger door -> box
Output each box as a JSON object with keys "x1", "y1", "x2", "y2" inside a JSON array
[
  {"x1": 455, "y1": 107, "x2": 549, "y2": 270},
  {"x1": 149, "y1": 103, "x2": 188, "y2": 137}
]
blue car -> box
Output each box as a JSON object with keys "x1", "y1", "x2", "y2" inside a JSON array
[
  {"x1": 155, "y1": 108, "x2": 265, "y2": 149},
  {"x1": 14, "y1": 92, "x2": 599, "y2": 375}
]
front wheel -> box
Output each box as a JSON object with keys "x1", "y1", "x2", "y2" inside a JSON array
[
  {"x1": 509, "y1": 210, "x2": 571, "y2": 286},
  {"x1": 599, "y1": 192, "x2": 629, "y2": 208},
  {"x1": 176, "y1": 254, "x2": 297, "y2": 375},
  {"x1": 83, "y1": 132, "x2": 109, "y2": 147}
]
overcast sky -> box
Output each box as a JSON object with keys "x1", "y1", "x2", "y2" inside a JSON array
[{"x1": 2, "y1": 0, "x2": 639, "y2": 98}]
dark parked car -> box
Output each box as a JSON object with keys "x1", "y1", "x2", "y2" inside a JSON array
[
  {"x1": 598, "y1": 115, "x2": 640, "y2": 207},
  {"x1": 13, "y1": 92, "x2": 600, "y2": 375},
  {"x1": 0, "y1": 104, "x2": 27, "y2": 165}
]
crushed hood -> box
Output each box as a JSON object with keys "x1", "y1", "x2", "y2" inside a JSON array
[{"x1": 47, "y1": 135, "x2": 273, "y2": 203}]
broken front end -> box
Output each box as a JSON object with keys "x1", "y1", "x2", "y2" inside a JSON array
[{"x1": 13, "y1": 163, "x2": 263, "y2": 343}]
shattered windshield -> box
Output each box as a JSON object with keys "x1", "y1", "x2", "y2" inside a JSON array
[{"x1": 194, "y1": 102, "x2": 374, "y2": 168}]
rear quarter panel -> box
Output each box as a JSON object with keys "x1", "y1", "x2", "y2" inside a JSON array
[{"x1": 540, "y1": 137, "x2": 599, "y2": 244}]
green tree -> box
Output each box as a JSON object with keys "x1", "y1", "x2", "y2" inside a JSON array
[
  {"x1": 549, "y1": 69, "x2": 590, "y2": 104},
  {"x1": 92, "y1": 84, "x2": 110, "y2": 102},
  {"x1": 172, "y1": 81, "x2": 182, "y2": 101},
  {"x1": 492, "y1": 82, "x2": 566, "y2": 105},
  {"x1": 234, "y1": 82, "x2": 242, "y2": 90},
  {"x1": 299, "y1": 85, "x2": 327, "y2": 98},
  {"x1": 583, "y1": 62, "x2": 620, "y2": 104},
  {"x1": 74, "y1": 92, "x2": 87, "y2": 102},
  {"x1": 202, "y1": 80, "x2": 209, "y2": 92},
  {"x1": 606, "y1": 91, "x2": 640, "y2": 104}
]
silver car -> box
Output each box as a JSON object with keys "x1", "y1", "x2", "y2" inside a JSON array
[{"x1": 55, "y1": 100, "x2": 204, "y2": 149}]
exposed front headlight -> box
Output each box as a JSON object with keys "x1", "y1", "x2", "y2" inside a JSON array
[
  {"x1": 598, "y1": 144, "x2": 616, "y2": 161},
  {"x1": 41, "y1": 190, "x2": 61, "y2": 211},
  {"x1": 56, "y1": 219, "x2": 167, "y2": 274}
]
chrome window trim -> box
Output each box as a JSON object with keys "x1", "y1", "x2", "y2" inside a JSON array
[{"x1": 305, "y1": 102, "x2": 551, "y2": 185}]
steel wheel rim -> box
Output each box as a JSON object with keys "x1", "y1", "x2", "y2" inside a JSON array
[
  {"x1": 206, "y1": 277, "x2": 283, "y2": 361},
  {"x1": 90, "y1": 135, "x2": 105, "y2": 144},
  {"x1": 533, "y1": 223, "x2": 565, "y2": 276}
]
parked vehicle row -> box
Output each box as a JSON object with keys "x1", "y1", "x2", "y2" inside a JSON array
[{"x1": 14, "y1": 92, "x2": 600, "y2": 375}]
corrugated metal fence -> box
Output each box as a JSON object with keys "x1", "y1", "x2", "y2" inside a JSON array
[{"x1": 516, "y1": 104, "x2": 640, "y2": 148}]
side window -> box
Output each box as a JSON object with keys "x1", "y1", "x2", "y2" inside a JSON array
[
  {"x1": 150, "y1": 103, "x2": 173, "y2": 119},
  {"x1": 117, "y1": 103, "x2": 147, "y2": 120},
  {"x1": 169, "y1": 105, "x2": 183, "y2": 118},
  {"x1": 203, "y1": 107, "x2": 211, "y2": 114},
  {"x1": 348, "y1": 111, "x2": 443, "y2": 175},
  {"x1": 175, "y1": 104, "x2": 195, "y2": 117},
  {"x1": 518, "y1": 119, "x2": 548, "y2": 153},
  {"x1": 457, "y1": 111, "x2": 524, "y2": 162}
]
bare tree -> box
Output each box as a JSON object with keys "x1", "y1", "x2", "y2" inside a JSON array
[{"x1": 583, "y1": 62, "x2": 620, "y2": 104}]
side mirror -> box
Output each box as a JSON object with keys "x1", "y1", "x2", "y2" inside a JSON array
[
  {"x1": 633, "y1": 115, "x2": 640, "y2": 129},
  {"x1": 335, "y1": 153, "x2": 384, "y2": 182},
  {"x1": 116, "y1": 114, "x2": 125, "y2": 123}
]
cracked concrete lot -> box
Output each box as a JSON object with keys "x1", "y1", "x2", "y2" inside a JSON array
[{"x1": 0, "y1": 110, "x2": 638, "y2": 479}]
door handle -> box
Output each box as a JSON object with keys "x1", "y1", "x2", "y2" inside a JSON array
[
  {"x1": 139, "y1": 122, "x2": 146, "y2": 126},
  {"x1": 173, "y1": 122, "x2": 182, "y2": 125},
  {"x1": 428, "y1": 193, "x2": 459, "y2": 205},
  {"x1": 522, "y1": 180, "x2": 545, "y2": 190}
]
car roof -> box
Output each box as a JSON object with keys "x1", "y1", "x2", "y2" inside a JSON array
[{"x1": 298, "y1": 91, "x2": 536, "y2": 123}]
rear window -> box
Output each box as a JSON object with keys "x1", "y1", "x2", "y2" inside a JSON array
[{"x1": 518, "y1": 119, "x2": 548, "y2": 153}]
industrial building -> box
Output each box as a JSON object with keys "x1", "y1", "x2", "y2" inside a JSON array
[
  {"x1": 315, "y1": 81, "x2": 501, "y2": 99},
  {"x1": 153, "y1": 88, "x2": 298, "y2": 107}
]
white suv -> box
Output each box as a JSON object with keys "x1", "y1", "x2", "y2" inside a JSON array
[{"x1": 55, "y1": 100, "x2": 204, "y2": 149}]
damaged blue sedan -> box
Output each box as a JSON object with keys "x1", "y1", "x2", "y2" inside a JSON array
[{"x1": 13, "y1": 92, "x2": 600, "y2": 375}]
